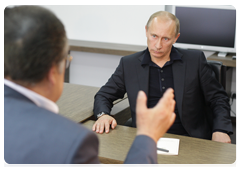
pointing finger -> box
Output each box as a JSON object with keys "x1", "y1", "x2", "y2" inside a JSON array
[{"x1": 136, "y1": 91, "x2": 147, "y2": 114}]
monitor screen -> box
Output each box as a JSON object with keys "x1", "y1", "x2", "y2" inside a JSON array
[{"x1": 172, "y1": 6, "x2": 236, "y2": 53}]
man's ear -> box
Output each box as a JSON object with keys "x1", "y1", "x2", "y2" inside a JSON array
[
  {"x1": 173, "y1": 33, "x2": 180, "y2": 44},
  {"x1": 145, "y1": 25, "x2": 148, "y2": 37},
  {"x1": 47, "y1": 65, "x2": 57, "y2": 86}
]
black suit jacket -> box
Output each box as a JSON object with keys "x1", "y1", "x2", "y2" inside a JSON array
[
  {"x1": 4, "y1": 85, "x2": 157, "y2": 164},
  {"x1": 94, "y1": 47, "x2": 233, "y2": 140}
]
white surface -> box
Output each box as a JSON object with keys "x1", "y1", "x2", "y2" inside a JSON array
[
  {"x1": 69, "y1": 51, "x2": 122, "y2": 87},
  {"x1": 157, "y1": 138, "x2": 180, "y2": 155},
  {"x1": 42, "y1": 5, "x2": 165, "y2": 46}
]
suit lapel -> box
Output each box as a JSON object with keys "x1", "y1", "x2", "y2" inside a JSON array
[
  {"x1": 135, "y1": 53, "x2": 149, "y2": 97},
  {"x1": 172, "y1": 52, "x2": 185, "y2": 119}
]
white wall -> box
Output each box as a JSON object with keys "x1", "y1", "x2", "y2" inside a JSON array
[
  {"x1": 42, "y1": 5, "x2": 165, "y2": 46},
  {"x1": 70, "y1": 51, "x2": 122, "y2": 87}
]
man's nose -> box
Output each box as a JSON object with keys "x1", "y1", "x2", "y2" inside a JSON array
[{"x1": 155, "y1": 38, "x2": 162, "y2": 50}]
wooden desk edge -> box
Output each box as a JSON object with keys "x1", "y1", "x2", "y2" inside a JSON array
[
  {"x1": 99, "y1": 157, "x2": 123, "y2": 164},
  {"x1": 83, "y1": 120, "x2": 236, "y2": 164}
]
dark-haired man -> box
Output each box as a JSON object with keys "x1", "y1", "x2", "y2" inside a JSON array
[{"x1": 4, "y1": 6, "x2": 176, "y2": 164}]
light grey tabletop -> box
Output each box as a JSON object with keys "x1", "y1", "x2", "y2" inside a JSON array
[
  {"x1": 56, "y1": 83, "x2": 99, "y2": 123},
  {"x1": 56, "y1": 83, "x2": 127, "y2": 123},
  {"x1": 83, "y1": 120, "x2": 236, "y2": 164}
]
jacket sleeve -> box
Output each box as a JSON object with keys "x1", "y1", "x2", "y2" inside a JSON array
[
  {"x1": 72, "y1": 129, "x2": 100, "y2": 164},
  {"x1": 72, "y1": 132, "x2": 158, "y2": 164},
  {"x1": 93, "y1": 57, "x2": 126, "y2": 118},
  {"x1": 124, "y1": 135, "x2": 158, "y2": 164},
  {"x1": 198, "y1": 52, "x2": 232, "y2": 134}
]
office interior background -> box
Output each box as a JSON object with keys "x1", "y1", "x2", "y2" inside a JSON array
[
  {"x1": 39, "y1": 5, "x2": 238, "y2": 117},
  {"x1": 41, "y1": 5, "x2": 236, "y2": 143}
]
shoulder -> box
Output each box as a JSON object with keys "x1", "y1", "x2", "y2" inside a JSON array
[
  {"x1": 121, "y1": 49, "x2": 146, "y2": 62},
  {"x1": 4, "y1": 90, "x2": 98, "y2": 163},
  {"x1": 175, "y1": 47, "x2": 204, "y2": 57},
  {"x1": 175, "y1": 47, "x2": 206, "y2": 63}
]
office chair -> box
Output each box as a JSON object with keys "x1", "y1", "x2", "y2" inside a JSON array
[
  {"x1": 207, "y1": 60, "x2": 227, "y2": 89},
  {"x1": 124, "y1": 60, "x2": 227, "y2": 127}
]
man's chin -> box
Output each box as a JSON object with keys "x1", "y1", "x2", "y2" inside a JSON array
[{"x1": 151, "y1": 52, "x2": 164, "y2": 58}]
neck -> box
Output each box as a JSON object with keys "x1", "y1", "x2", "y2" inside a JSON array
[{"x1": 150, "y1": 54, "x2": 170, "y2": 68}]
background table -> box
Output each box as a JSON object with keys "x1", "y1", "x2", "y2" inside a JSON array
[
  {"x1": 83, "y1": 120, "x2": 236, "y2": 164},
  {"x1": 56, "y1": 83, "x2": 128, "y2": 123},
  {"x1": 56, "y1": 83, "x2": 99, "y2": 123}
]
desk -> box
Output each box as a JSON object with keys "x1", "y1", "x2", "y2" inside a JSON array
[
  {"x1": 207, "y1": 53, "x2": 236, "y2": 67},
  {"x1": 82, "y1": 120, "x2": 236, "y2": 164},
  {"x1": 56, "y1": 83, "x2": 128, "y2": 123},
  {"x1": 56, "y1": 83, "x2": 99, "y2": 123}
]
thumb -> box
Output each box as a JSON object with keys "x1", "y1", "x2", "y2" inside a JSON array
[
  {"x1": 136, "y1": 91, "x2": 147, "y2": 114},
  {"x1": 169, "y1": 112, "x2": 176, "y2": 127}
]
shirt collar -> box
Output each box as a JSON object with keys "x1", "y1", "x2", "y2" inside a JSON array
[
  {"x1": 141, "y1": 46, "x2": 182, "y2": 66},
  {"x1": 4, "y1": 79, "x2": 59, "y2": 114}
]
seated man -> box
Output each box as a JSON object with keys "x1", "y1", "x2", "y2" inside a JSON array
[
  {"x1": 4, "y1": 6, "x2": 176, "y2": 164},
  {"x1": 92, "y1": 11, "x2": 233, "y2": 143}
]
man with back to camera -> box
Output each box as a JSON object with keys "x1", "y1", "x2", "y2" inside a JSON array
[
  {"x1": 92, "y1": 11, "x2": 233, "y2": 143},
  {"x1": 4, "y1": 6, "x2": 176, "y2": 164}
]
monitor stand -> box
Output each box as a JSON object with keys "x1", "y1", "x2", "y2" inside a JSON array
[
  {"x1": 218, "y1": 52, "x2": 227, "y2": 57},
  {"x1": 203, "y1": 51, "x2": 215, "y2": 58}
]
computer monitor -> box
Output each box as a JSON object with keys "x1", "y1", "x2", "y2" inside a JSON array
[{"x1": 171, "y1": 5, "x2": 236, "y2": 57}]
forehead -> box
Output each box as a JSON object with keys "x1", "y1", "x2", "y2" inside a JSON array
[{"x1": 148, "y1": 17, "x2": 176, "y2": 36}]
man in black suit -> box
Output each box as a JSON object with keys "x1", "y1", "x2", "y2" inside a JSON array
[
  {"x1": 4, "y1": 6, "x2": 176, "y2": 164},
  {"x1": 93, "y1": 11, "x2": 233, "y2": 143}
]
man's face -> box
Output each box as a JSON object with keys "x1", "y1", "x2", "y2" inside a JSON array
[{"x1": 145, "y1": 17, "x2": 180, "y2": 60}]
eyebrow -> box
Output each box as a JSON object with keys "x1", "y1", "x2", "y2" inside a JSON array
[
  {"x1": 151, "y1": 33, "x2": 158, "y2": 37},
  {"x1": 151, "y1": 33, "x2": 171, "y2": 39}
]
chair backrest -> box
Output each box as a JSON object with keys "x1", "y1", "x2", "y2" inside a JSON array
[{"x1": 207, "y1": 60, "x2": 227, "y2": 89}]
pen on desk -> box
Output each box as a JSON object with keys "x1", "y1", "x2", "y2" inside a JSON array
[{"x1": 157, "y1": 148, "x2": 169, "y2": 152}]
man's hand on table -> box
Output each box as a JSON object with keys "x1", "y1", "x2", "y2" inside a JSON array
[
  {"x1": 92, "y1": 114, "x2": 117, "y2": 134},
  {"x1": 212, "y1": 131, "x2": 231, "y2": 143}
]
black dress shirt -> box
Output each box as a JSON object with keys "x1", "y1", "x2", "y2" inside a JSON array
[{"x1": 141, "y1": 46, "x2": 189, "y2": 136}]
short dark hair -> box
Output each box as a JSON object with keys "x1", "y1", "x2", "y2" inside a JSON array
[{"x1": 4, "y1": 6, "x2": 67, "y2": 84}]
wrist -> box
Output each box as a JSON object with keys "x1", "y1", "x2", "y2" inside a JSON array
[{"x1": 97, "y1": 112, "x2": 106, "y2": 119}]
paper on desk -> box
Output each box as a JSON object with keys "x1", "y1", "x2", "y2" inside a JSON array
[{"x1": 157, "y1": 138, "x2": 180, "y2": 155}]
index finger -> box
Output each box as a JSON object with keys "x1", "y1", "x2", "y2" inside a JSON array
[
  {"x1": 155, "y1": 88, "x2": 174, "y2": 110},
  {"x1": 136, "y1": 91, "x2": 147, "y2": 114},
  {"x1": 92, "y1": 121, "x2": 97, "y2": 131}
]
